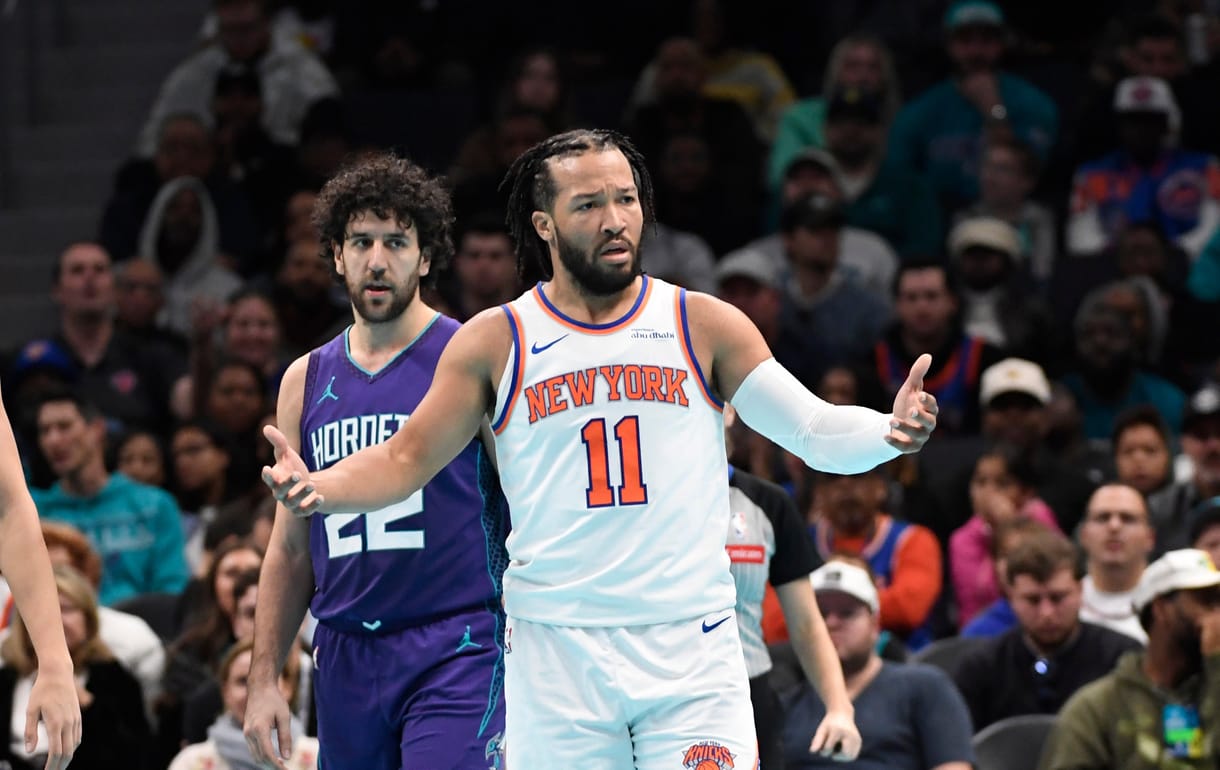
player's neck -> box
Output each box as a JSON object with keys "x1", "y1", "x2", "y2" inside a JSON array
[
  {"x1": 348, "y1": 299, "x2": 436, "y2": 368},
  {"x1": 544, "y1": 273, "x2": 643, "y2": 325}
]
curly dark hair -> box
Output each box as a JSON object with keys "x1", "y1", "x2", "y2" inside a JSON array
[
  {"x1": 312, "y1": 151, "x2": 454, "y2": 288},
  {"x1": 500, "y1": 128, "x2": 655, "y2": 283}
]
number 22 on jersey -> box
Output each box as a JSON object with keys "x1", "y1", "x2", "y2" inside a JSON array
[
  {"x1": 581, "y1": 415, "x2": 648, "y2": 508},
  {"x1": 324, "y1": 489, "x2": 424, "y2": 558}
]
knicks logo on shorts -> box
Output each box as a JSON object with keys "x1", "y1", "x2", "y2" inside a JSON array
[{"x1": 682, "y1": 740, "x2": 734, "y2": 769}]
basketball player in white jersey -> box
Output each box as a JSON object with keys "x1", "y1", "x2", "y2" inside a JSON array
[
  {"x1": 0, "y1": 383, "x2": 81, "y2": 770},
  {"x1": 262, "y1": 129, "x2": 938, "y2": 769}
]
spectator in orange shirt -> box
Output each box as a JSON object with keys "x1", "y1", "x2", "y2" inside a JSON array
[{"x1": 800, "y1": 465, "x2": 943, "y2": 648}]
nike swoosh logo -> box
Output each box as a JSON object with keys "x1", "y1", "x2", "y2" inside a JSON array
[
  {"x1": 361, "y1": 620, "x2": 382, "y2": 631},
  {"x1": 702, "y1": 615, "x2": 731, "y2": 633},
  {"x1": 530, "y1": 334, "x2": 568, "y2": 354}
]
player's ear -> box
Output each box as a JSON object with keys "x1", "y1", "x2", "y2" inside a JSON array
[
  {"x1": 331, "y1": 241, "x2": 345, "y2": 277},
  {"x1": 531, "y1": 211, "x2": 553, "y2": 244},
  {"x1": 418, "y1": 249, "x2": 431, "y2": 278}
]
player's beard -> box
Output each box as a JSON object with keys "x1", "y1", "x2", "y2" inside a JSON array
[
  {"x1": 347, "y1": 271, "x2": 418, "y2": 324},
  {"x1": 555, "y1": 226, "x2": 641, "y2": 298}
]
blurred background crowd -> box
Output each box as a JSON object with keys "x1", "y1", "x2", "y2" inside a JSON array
[{"x1": 3, "y1": 0, "x2": 1220, "y2": 768}]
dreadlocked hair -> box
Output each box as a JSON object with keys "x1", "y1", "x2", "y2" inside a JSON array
[
  {"x1": 500, "y1": 128, "x2": 655, "y2": 283},
  {"x1": 312, "y1": 151, "x2": 454, "y2": 288}
]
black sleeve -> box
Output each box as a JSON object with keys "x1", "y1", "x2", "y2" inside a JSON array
[
  {"x1": 731, "y1": 469, "x2": 820, "y2": 587},
  {"x1": 951, "y1": 640, "x2": 994, "y2": 732}
]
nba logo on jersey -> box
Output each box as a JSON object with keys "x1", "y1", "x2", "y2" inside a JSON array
[
  {"x1": 731, "y1": 511, "x2": 748, "y2": 540},
  {"x1": 682, "y1": 741, "x2": 736, "y2": 769}
]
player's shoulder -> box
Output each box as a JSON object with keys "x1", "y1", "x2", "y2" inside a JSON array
[{"x1": 279, "y1": 352, "x2": 313, "y2": 395}]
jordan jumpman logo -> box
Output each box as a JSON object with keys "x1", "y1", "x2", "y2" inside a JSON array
[
  {"x1": 456, "y1": 625, "x2": 483, "y2": 652},
  {"x1": 317, "y1": 375, "x2": 339, "y2": 404}
]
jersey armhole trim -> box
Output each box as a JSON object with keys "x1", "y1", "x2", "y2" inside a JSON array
[
  {"x1": 298, "y1": 350, "x2": 321, "y2": 450},
  {"x1": 674, "y1": 287, "x2": 724, "y2": 410},
  {"x1": 492, "y1": 304, "x2": 525, "y2": 435}
]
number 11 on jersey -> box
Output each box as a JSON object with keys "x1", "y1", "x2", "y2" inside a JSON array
[{"x1": 580, "y1": 415, "x2": 648, "y2": 508}]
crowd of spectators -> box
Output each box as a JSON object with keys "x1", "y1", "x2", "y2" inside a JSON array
[{"x1": 5, "y1": 0, "x2": 1220, "y2": 767}]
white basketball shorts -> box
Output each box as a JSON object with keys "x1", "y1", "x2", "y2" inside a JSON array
[{"x1": 503, "y1": 610, "x2": 758, "y2": 769}]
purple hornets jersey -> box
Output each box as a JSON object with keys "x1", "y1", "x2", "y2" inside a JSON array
[{"x1": 300, "y1": 316, "x2": 509, "y2": 633}]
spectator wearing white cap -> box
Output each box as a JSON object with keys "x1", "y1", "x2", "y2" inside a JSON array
[
  {"x1": 949, "y1": 216, "x2": 1059, "y2": 367},
  {"x1": 953, "y1": 137, "x2": 1057, "y2": 285},
  {"x1": 887, "y1": 0, "x2": 1058, "y2": 214},
  {"x1": 778, "y1": 560, "x2": 974, "y2": 770},
  {"x1": 1068, "y1": 75, "x2": 1220, "y2": 259},
  {"x1": 1040, "y1": 549, "x2": 1220, "y2": 770}
]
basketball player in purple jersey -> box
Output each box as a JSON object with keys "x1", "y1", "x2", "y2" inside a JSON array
[
  {"x1": 0, "y1": 384, "x2": 81, "y2": 770},
  {"x1": 244, "y1": 154, "x2": 508, "y2": 770}
]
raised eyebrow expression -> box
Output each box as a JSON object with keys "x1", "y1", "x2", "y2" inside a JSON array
[{"x1": 569, "y1": 188, "x2": 638, "y2": 209}]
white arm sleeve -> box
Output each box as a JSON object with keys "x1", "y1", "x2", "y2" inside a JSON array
[{"x1": 730, "y1": 358, "x2": 900, "y2": 474}]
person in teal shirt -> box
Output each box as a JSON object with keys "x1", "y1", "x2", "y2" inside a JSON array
[
  {"x1": 887, "y1": 0, "x2": 1058, "y2": 213},
  {"x1": 1060, "y1": 297, "x2": 1185, "y2": 441},
  {"x1": 30, "y1": 388, "x2": 188, "y2": 605},
  {"x1": 768, "y1": 35, "x2": 902, "y2": 194}
]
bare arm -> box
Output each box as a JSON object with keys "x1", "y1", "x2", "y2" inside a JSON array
[
  {"x1": 250, "y1": 355, "x2": 315, "y2": 684},
  {"x1": 774, "y1": 579, "x2": 851, "y2": 713},
  {"x1": 0, "y1": 387, "x2": 81, "y2": 770},
  {"x1": 245, "y1": 356, "x2": 317, "y2": 768},
  {"x1": 264, "y1": 309, "x2": 509, "y2": 517},
  {"x1": 775, "y1": 578, "x2": 861, "y2": 760}
]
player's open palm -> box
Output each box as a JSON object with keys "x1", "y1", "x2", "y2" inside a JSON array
[
  {"x1": 262, "y1": 425, "x2": 322, "y2": 517},
  {"x1": 26, "y1": 666, "x2": 81, "y2": 770},
  {"x1": 244, "y1": 680, "x2": 294, "y2": 770},
  {"x1": 885, "y1": 353, "x2": 938, "y2": 453},
  {"x1": 809, "y1": 707, "x2": 862, "y2": 762}
]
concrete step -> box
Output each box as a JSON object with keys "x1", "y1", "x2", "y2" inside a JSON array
[
  {"x1": 14, "y1": 158, "x2": 115, "y2": 208},
  {"x1": 41, "y1": 43, "x2": 188, "y2": 92},
  {"x1": 0, "y1": 252, "x2": 59, "y2": 294},
  {"x1": 38, "y1": 82, "x2": 159, "y2": 124},
  {"x1": 0, "y1": 207, "x2": 100, "y2": 253},
  {"x1": 61, "y1": 4, "x2": 203, "y2": 47},
  {"x1": 12, "y1": 122, "x2": 137, "y2": 164},
  {"x1": 0, "y1": 294, "x2": 57, "y2": 351}
]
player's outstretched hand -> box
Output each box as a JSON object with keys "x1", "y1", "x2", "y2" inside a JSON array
[
  {"x1": 262, "y1": 425, "x2": 323, "y2": 517},
  {"x1": 244, "y1": 679, "x2": 294, "y2": 770},
  {"x1": 809, "y1": 707, "x2": 861, "y2": 762},
  {"x1": 26, "y1": 664, "x2": 81, "y2": 770},
  {"x1": 884, "y1": 353, "x2": 938, "y2": 454}
]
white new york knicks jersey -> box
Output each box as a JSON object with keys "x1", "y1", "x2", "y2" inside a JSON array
[{"x1": 491, "y1": 275, "x2": 737, "y2": 626}]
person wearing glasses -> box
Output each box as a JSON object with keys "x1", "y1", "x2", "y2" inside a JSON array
[{"x1": 951, "y1": 528, "x2": 1141, "y2": 731}]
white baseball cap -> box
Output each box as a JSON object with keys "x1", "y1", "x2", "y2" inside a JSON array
[
  {"x1": 1114, "y1": 76, "x2": 1181, "y2": 135},
  {"x1": 1132, "y1": 548, "x2": 1220, "y2": 612},
  {"x1": 979, "y1": 357, "x2": 1052, "y2": 407},
  {"x1": 810, "y1": 562, "x2": 879, "y2": 613},
  {"x1": 948, "y1": 216, "x2": 1021, "y2": 261}
]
